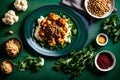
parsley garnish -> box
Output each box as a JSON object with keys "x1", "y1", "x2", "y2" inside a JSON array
[{"x1": 53, "y1": 45, "x2": 96, "y2": 79}]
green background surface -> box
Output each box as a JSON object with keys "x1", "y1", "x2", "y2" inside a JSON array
[{"x1": 0, "y1": 0, "x2": 120, "y2": 80}]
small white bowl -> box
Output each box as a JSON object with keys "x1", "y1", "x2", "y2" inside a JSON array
[
  {"x1": 96, "y1": 33, "x2": 108, "y2": 46},
  {"x1": 95, "y1": 50, "x2": 116, "y2": 72},
  {"x1": 84, "y1": 0, "x2": 114, "y2": 19}
]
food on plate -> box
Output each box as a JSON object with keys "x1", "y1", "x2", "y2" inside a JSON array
[
  {"x1": 2, "y1": 10, "x2": 19, "y2": 25},
  {"x1": 34, "y1": 12, "x2": 77, "y2": 49},
  {"x1": 0, "y1": 60, "x2": 14, "y2": 74},
  {"x1": 5, "y1": 38, "x2": 22, "y2": 57},
  {"x1": 14, "y1": 0, "x2": 28, "y2": 11},
  {"x1": 87, "y1": 0, "x2": 111, "y2": 17}
]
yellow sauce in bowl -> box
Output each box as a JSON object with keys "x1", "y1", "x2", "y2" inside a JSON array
[
  {"x1": 98, "y1": 35, "x2": 106, "y2": 44},
  {"x1": 96, "y1": 33, "x2": 108, "y2": 46}
]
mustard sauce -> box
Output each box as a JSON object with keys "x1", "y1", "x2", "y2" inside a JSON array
[{"x1": 98, "y1": 35, "x2": 106, "y2": 44}]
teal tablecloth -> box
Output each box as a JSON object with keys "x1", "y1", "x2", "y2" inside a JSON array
[{"x1": 0, "y1": 0, "x2": 120, "y2": 80}]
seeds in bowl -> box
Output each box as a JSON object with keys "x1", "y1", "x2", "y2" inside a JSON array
[
  {"x1": 87, "y1": 0, "x2": 111, "y2": 17},
  {"x1": 0, "y1": 60, "x2": 14, "y2": 74},
  {"x1": 5, "y1": 38, "x2": 22, "y2": 57}
]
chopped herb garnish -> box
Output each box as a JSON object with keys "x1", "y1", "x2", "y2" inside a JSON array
[{"x1": 102, "y1": 14, "x2": 120, "y2": 43}]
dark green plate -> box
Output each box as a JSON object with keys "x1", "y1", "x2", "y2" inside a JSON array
[{"x1": 24, "y1": 5, "x2": 88, "y2": 57}]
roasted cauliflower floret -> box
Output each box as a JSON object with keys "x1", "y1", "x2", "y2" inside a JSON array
[
  {"x1": 48, "y1": 13, "x2": 59, "y2": 21},
  {"x1": 57, "y1": 18, "x2": 66, "y2": 27},
  {"x1": 14, "y1": 0, "x2": 28, "y2": 11},
  {"x1": 46, "y1": 20, "x2": 52, "y2": 25},
  {"x1": 40, "y1": 20, "x2": 47, "y2": 28},
  {"x1": 2, "y1": 10, "x2": 19, "y2": 25}
]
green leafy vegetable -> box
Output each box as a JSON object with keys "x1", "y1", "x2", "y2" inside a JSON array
[
  {"x1": 53, "y1": 45, "x2": 96, "y2": 79},
  {"x1": 17, "y1": 55, "x2": 44, "y2": 72},
  {"x1": 102, "y1": 14, "x2": 120, "y2": 43}
]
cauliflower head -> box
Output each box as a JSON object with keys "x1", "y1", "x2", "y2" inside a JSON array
[
  {"x1": 2, "y1": 10, "x2": 19, "y2": 25},
  {"x1": 14, "y1": 0, "x2": 28, "y2": 11}
]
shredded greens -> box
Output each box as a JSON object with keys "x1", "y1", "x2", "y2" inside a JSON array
[
  {"x1": 53, "y1": 45, "x2": 96, "y2": 79},
  {"x1": 102, "y1": 14, "x2": 120, "y2": 43},
  {"x1": 17, "y1": 55, "x2": 44, "y2": 72}
]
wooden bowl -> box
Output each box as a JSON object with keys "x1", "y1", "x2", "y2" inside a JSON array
[
  {"x1": 5, "y1": 38, "x2": 22, "y2": 57},
  {"x1": 0, "y1": 60, "x2": 14, "y2": 74}
]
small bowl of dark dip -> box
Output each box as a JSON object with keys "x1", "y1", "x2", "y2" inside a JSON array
[{"x1": 95, "y1": 50, "x2": 116, "y2": 72}]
